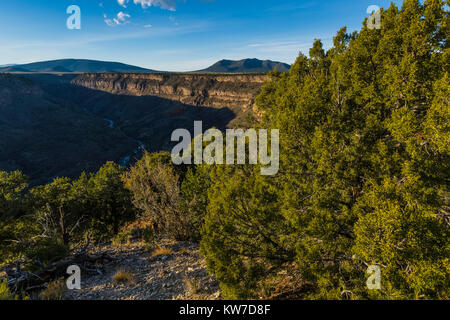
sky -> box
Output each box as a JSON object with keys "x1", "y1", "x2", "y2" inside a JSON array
[{"x1": 0, "y1": 0, "x2": 405, "y2": 71}]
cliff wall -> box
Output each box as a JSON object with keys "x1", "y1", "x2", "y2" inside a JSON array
[{"x1": 71, "y1": 73, "x2": 267, "y2": 112}]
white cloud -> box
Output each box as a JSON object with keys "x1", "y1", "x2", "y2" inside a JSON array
[
  {"x1": 118, "y1": 12, "x2": 131, "y2": 21},
  {"x1": 116, "y1": 0, "x2": 177, "y2": 11},
  {"x1": 117, "y1": 0, "x2": 128, "y2": 8},
  {"x1": 104, "y1": 19, "x2": 114, "y2": 26},
  {"x1": 133, "y1": 0, "x2": 177, "y2": 11},
  {"x1": 144, "y1": 24, "x2": 153, "y2": 28}
]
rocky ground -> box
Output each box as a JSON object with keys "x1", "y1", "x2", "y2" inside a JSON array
[{"x1": 64, "y1": 239, "x2": 221, "y2": 300}]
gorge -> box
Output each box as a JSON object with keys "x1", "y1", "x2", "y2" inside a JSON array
[{"x1": 0, "y1": 72, "x2": 268, "y2": 184}]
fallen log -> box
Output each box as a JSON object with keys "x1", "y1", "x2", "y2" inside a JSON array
[{"x1": 4, "y1": 251, "x2": 115, "y2": 295}]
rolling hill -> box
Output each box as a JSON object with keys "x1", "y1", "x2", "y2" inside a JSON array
[
  {"x1": 0, "y1": 59, "x2": 155, "y2": 73},
  {"x1": 0, "y1": 66, "x2": 31, "y2": 73}
]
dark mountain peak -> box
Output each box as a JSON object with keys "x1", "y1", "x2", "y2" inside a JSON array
[
  {"x1": 217, "y1": 59, "x2": 234, "y2": 67},
  {"x1": 197, "y1": 58, "x2": 290, "y2": 73}
]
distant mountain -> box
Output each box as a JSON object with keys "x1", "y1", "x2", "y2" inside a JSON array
[
  {"x1": 197, "y1": 58, "x2": 291, "y2": 73},
  {"x1": 0, "y1": 59, "x2": 155, "y2": 73},
  {"x1": 0, "y1": 64, "x2": 17, "y2": 68}
]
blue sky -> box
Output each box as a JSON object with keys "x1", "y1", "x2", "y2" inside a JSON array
[{"x1": 0, "y1": 0, "x2": 405, "y2": 71}]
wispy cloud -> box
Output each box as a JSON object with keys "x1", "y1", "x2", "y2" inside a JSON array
[
  {"x1": 118, "y1": 0, "x2": 177, "y2": 11},
  {"x1": 267, "y1": 2, "x2": 317, "y2": 12},
  {"x1": 104, "y1": 11, "x2": 131, "y2": 26},
  {"x1": 245, "y1": 35, "x2": 333, "y2": 56},
  {"x1": 0, "y1": 21, "x2": 209, "y2": 53},
  {"x1": 248, "y1": 40, "x2": 312, "y2": 53}
]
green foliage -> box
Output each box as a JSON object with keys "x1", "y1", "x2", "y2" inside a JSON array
[
  {"x1": 0, "y1": 218, "x2": 69, "y2": 270},
  {"x1": 112, "y1": 230, "x2": 131, "y2": 245},
  {"x1": 0, "y1": 218, "x2": 40, "y2": 267},
  {"x1": 0, "y1": 162, "x2": 136, "y2": 268},
  {"x1": 0, "y1": 279, "x2": 18, "y2": 300},
  {"x1": 123, "y1": 152, "x2": 199, "y2": 241},
  {"x1": 0, "y1": 0, "x2": 448, "y2": 301},
  {"x1": 201, "y1": 0, "x2": 449, "y2": 300},
  {"x1": 29, "y1": 162, "x2": 136, "y2": 243},
  {"x1": 180, "y1": 165, "x2": 212, "y2": 241},
  {"x1": 201, "y1": 165, "x2": 295, "y2": 299},
  {"x1": 87, "y1": 162, "x2": 136, "y2": 240},
  {"x1": 0, "y1": 171, "x2": 28, "y2": 220},
  {"x1": 30, "y1": 177, "x2": 82, "y2": 245},
  {"x1": 142, "y1": 226, "x2": 156, "y2": 245},
  {"x1": 25, "y1": 238, "x2": 70, "y2": 270}
]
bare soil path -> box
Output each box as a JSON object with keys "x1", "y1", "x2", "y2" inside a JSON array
[{"x1": 65, "y1": 239, "x2": 221, "y2": 300}]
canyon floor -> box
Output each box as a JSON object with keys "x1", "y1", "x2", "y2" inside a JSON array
[{"x1": 64, "y1": 239, "x2": 221, "y2": 300}]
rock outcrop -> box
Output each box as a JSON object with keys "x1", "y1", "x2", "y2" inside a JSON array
[{"x1": 72, "y1": 73, "x2": 267, "y2": 113}]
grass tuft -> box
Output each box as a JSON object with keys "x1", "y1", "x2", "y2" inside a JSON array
[
  {"x1": 183, "y1": 275, "x2": 201, "y2": 294},
  {"x1": 113, "y1": 270, "x2": 135, "y2": 286},
  {"x1": 152, "y1": 246, "x2": 173, "y2": 257}
]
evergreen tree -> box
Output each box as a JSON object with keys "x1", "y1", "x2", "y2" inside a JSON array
[
  {"x1": 201, "y1": 0, "x2": 449, "y2": 299},
  {"x1": 88, "y1": 161, "x2": 135, "y2": 240}
]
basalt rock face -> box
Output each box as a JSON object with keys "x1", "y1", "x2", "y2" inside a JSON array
[{"x1": 71, "y1": 73, "x2": 267, "y2": 119}]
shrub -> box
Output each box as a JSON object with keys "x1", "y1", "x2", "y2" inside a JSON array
[
  {"x1": 87, "y1": 162, "x2": 136, "y2": 241},
  {"x1": 180, "y1": 165, "x2": 211, "y2": 241},
  {"x1": 183, "y1": 275, "x2": 201, "y2": 294},
  {"x1": 25, "y1": 237, "x2": 70, "y2": 270},
  {"x1": 112, "y1": 231, "x2": 130, "y2": 246},
  {"x1": 142, "y1": 226, "x2": 156, "y2": 245},
  {"x1": 0, "y1": 279, "x2": 18, "y2": 300},
  {"x1": 0, "y1": 218, "x2": 69, "y2": 270},
  {"x1": 152, "y1": 246, "x2": 173, "y2": 257},
  {"x1": 40, "y1": 279, "x2": 66, "y2": 300},
  {"x1": 30, "y1": 177, "x2": 85, "y2": 245},
  {"x1": 123, "y1": 153, "x2": 197, "y2": 241},
  {"x1": 0, "y1": 170, "x2": 29, "y2": 220},
  {"x1": 113, "y1": 270, "x2": 135, "y2": 286},
  {"x1": 0, "y1": 218, "x2": 40, "y2": 268},
  {"x1": 201, "y1": 166, "x2": 295, "y2": 299}
]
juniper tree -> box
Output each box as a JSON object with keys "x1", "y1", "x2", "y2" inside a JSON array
[{"x1": 200, "y1": 0, "x2": 449, "y2": 299}]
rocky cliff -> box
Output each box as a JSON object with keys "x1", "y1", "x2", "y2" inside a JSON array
[{"x1": 71, "y1": 73, "x2": 267, "y2": 113}]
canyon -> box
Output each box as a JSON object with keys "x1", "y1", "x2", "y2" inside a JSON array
[{"x1": 0, "y1": 72, "x2": 269, "y2": 184}]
